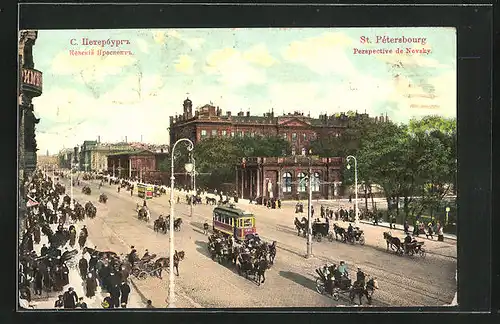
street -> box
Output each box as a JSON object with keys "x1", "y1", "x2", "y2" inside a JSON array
[{"x1": 67, "y1": 179, "x2": 456, "y2": 307}]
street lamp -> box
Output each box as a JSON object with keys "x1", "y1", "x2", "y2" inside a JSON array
[
  {"x1": 306, "y1": 165, "x2": 313, "y2": 258},
  {"x1": 168, "y1": 138, "x2": 194, "y2": 308},
  {"x1": 445, "y1": 206, "x2": 450, "y2": 226},
  {"x1": 346, "y1": 155, "x2": 359, "y2": 226},
  {"x1": 184, "y1": 157, "x2": 196, "y2": 217}
]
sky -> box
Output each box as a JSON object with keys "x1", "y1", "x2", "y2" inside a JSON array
[{"x1": 29, "y1": 27, "x2": 456, "y2": 155}]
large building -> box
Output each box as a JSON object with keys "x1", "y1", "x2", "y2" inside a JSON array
[
  {"x1": 78, "y1": 138, "x2": 169, "y2": 172},
  {"x1": 169, "y1": 97, "x2": 388, "y2": 154},
  {"x1": 107, "y1": 150, "x2": 169, "y2": 182},
  {"x1": 236, "y1": 156, "x2": 343, "y2": 200}
]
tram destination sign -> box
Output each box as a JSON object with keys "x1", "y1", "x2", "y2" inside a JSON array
[{"x1": 21, "y1": 68, "x2": 43, "y2": 96}]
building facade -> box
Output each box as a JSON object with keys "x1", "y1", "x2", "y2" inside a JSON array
[
  {"x1": 19, "y1": 30, "x2": 43, "y2": 179},
  {"x1": 170, "y1": 98, "x2": 388, "y2": 154},
  {"x1": 235, "y1": 156, "x2": 344, "y2": 200},
  {"x1": 107, "y1": 150, "x2": 168, "y2": 181}
]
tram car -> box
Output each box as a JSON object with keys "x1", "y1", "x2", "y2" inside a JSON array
[{"x1": 212, "y1": 205, "x2": 256, "y2": 241}]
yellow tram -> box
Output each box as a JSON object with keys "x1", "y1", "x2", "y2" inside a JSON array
[
  {"x1": 137, "y1": 183, "x2": 154, "y2": 199},
  {"x1": 212, "y1": 205, "x2": 256, "y2": 241}
]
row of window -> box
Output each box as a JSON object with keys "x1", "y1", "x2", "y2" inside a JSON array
[
  {"x1": 282, "y1": 172, "x2": 321, "y2": 192},
  {"x1": 199, "y1": 129, "x2": 331, "y2": 141},
  {"x1": 213, "y1": 212, "x2": 253, "y2": 227}
]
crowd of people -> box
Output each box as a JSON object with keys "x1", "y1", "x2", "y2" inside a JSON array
[{"x1": 18, "y1": 169, "x2": 142, "y2": 309}]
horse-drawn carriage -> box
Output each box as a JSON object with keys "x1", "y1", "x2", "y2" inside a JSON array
[
  {"x1": 312, "y1": 220, "x2": 334, "y2": 242},
  {"x1": 315, "y1": 267, "x2": 378, "y2": 305},
  {"x1": 383, "y1": 232, "x2": 426, "y2": 258},
  {"x1": 85, "y1": 201, "x2": 97, "y2": 218},
  {"x1": 332, "y1": 224, "x2": 366, "y2": 245},
  {"x1": 99, "y1": 193, "x2": 108, "y2": 203},
  {"x1": 82, "y1": 186, "x2": 91, "y2": 195},
  {"x1": 137, "y1": 207, "x2": 151, "y2": 222},
  {"x1": 131, "y1": 254, "x2": 161, "y2": 280}
]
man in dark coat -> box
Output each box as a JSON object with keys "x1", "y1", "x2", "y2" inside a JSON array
[
  {"x1": 85, "y1": 272, "x2": 98, "y2": 298},
  {"x1": 33, "y1": 225, "x2": 41, "y2": 244},
  {"x1": 63, "y1": 287, "x2": 78, "y2": 309},
  {"x1": 79, "y1": 257, "x2": 88, "y2": 280},
  {"x1": 99, "y1": 264, "x2": 111, "y2": 291},
  {"x1": 40, "y1": 244, "x2": 48, "y2": 256},
  {"x1": 120, "y1": 281, "x2": 131, "y2": 306},
  {"x1": 33, "y1": 268, "x2": 43, "y2": 296},
  {"x1": 61, "y1": 262, "x2": 70, "y2": 286},
  {"x1": 109, "y1": 283, "x2": 121, "y2": 308},
  {"x1": 88, "y1": 255, "x2": 98, "y2": 273}
]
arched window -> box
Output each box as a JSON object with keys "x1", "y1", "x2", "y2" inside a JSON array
[
  {"x1": 282, "y1": 172, "x2": 292, "y2": 193},
  {"x1": 298, "y1": 172, "x2": 307, "y2": 192},
  {"x1": 312, "y1": 172, "x2": 321, "y2": 192}
]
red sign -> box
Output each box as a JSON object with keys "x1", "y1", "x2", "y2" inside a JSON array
[{"x1": 21, "y1": 68, "x2": 43, "y2": 95}]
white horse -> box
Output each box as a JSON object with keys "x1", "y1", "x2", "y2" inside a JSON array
[{"x1": 145, "y1": 209, "x2": 151, "y2": 222}]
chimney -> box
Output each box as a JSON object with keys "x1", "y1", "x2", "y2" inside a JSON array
[
  {"x1": 375, "y1": 116, "x2": 378, "y2": 122},
  {"x1": 97, "y1": 135, "x2": 101, "y2": 143},
  {"x1": 125, "y1": 136, "x2": 127, "y2": 143},
  {"x1": 227, "y1": 111, "x2": 231, "y2": 117},
  {"x1": 246, "y1": 111, "x2": 250, "y2": 117}
]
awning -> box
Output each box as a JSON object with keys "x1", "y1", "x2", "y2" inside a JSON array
[{"x1": 26, "y1": 196, "x2": 39, "y2": 208}]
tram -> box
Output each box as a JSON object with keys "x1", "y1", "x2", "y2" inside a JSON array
[
  {"x1": 212, "y1": 205, "x2": 256, "y2": 241},
  {"x1": 137, "y1": 183, "x2": 154, "y2": 199}
]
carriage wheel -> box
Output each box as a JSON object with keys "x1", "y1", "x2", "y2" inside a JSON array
[
  {"x1": 327, "y1": 233, "x2": 334, "y2": 242},
  {"x1": 333, "y1": 292, "x2": 340, "y2": 301},
  {"x1": 419, "y1": 248, "x2": 426, "y2": 258},
  {"x1": 138, "y1": 271, "x2": 148, "y2": 280},
  {"x1": 315, "y1": 233, "x2": 322, "y2": 242},
  {"x1": 359, "y1": 236, "x2": 365, "y2": 245},
  {"x1": 315, "y1": 278, "x2": 325, "y2": 294},
  {"x1": 132, "y1": 268, "x2": 140, "y2": 277}
]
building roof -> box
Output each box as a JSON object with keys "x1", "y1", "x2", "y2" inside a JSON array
[{"x1": 107, "y1": 149, "x2": 167, "y2": 157}]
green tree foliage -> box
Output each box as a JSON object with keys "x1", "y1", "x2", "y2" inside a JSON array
[
  {"x1": 311, "y1": 115, "x2": 456, "y2": 222},
  {"x1": 190, "y1": 135, "x2": 291, "y2": 189}
]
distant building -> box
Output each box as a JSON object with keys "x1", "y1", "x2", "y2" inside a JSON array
[
  {"x1": 37, "y1": 155, "x2": 58, "y2": 169},
  {"x1": 236, "y1": 156, "x2": 344, "y2": 200},
  {"x1": 169, "y1": 97, "x2": 388, "y2": 154},
  {"x1": 77, "y1": 138, "x2": 169, "y2": 172},
  {"x1": 57, "y1": 148, "x2": 74, "y2": 169},
  {"x1": 106, "y1": 150, "x2": 168, "y2": 182}
]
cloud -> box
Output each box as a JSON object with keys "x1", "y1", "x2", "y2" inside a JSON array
[
  {"x1": 282, "y1": 32, "x2": 356, "y2": 76},
  {"x1": 243, "y1": 44, "x2": 278, "y2": 67},
  {"x1": 136, "y1": 38, "x2": 149, "y2": 53},
  {"x1": 50, "y1": 47, "x2": 136, "y2": 85},
  {"x1": 153, "y1": 29, "x2": 205, "y2": 49},
  {"x1": 175, "y1": 55, "x2": 195, "y2": 74},
  {"x1": 204, "y1": 48, "x2": 266, "y2": 87}
]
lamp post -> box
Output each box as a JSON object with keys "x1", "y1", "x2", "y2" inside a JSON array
[
  {"x1": 346, "y1": 155, "x2": 359, "y2": 226},
  {"x1": 168, "y1": 138, "x2": 194, "y2": 308},
  {"x1": 445, "y1": 206, "x2": 450, "y2": 226},
  {"x1": 185, "y1": 158, "x2": 194, "y2": 217},
  {"x1": 306, "y1": 165, "x2": 313, "y2": 258}
]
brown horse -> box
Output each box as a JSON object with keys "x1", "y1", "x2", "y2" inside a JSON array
[
  {"x1": 153, "y1": 250, "x2": 184, "y2": 278},
  {"x1": 383, "y1": 232, "x2": 402, "y2": 253}
]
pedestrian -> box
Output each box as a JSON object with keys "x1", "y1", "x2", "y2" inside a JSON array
[
  {"x1": 85, "y1": 272, "x2": 98, "y2": 298},
  {"x1": 109, "y1": 283, "x2": 121, "y2": 308},
  {"x1": 79, "y1": 256, "x2": 88, "y2": 280},
  {"x1": 146, "y1": 299, "x2": 154, "y2": 308},
  {"x1": 120, "y1": 281, "x2": 131, "y2": 306},
  {"x1": 54, "y1": 295, "x2": 64, "y2": 309},
  {"x1": 76, "y1": 297, "x2": 88, "y2": 309},
  {"x1": 63, "y1": 287, "x2": 78, "y2": 309},
  {"x1": 437, "y1": 222, "x2": 444, "y2": 241}
]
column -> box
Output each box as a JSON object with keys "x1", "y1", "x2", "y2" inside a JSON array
[
  {"x1": 129, "y1": 158, "x2": 132, "y2": 178},
  {"x1": 278, "y1": 168, "x2": 282, "y2": 200},
  {"x1": 256, "y1": 167, "x2": 260, "y2": 197},
  {"x1": 118, "y1": 159, "x2": 122, "y2": 178},
  {"x1": 112, "y1": 160, "x2": 116, "y2": 177}
]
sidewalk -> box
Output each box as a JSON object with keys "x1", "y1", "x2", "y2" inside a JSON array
[{"x1": 359, "y1": 220, "x2": 457, "y2": 241}]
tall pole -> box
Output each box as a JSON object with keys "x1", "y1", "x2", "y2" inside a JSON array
[
  {"x1": 70, "y1": 164, "x2": 73, "y2": 207},
  {"x1": 168, "y1": 138, "x2": 194, "y2": 308},
  {"x1": 190, "y1": 157, "x2": 196, "y2": 217},
  {"x1": 306, "y1": 163, "x2": 313, "y2": 258},
  {"x1": 346, "y1": 155, "x2": 359, "y2": 226}
]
